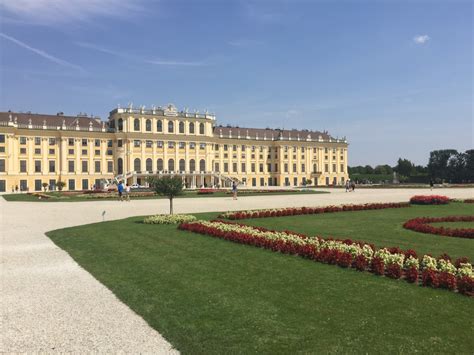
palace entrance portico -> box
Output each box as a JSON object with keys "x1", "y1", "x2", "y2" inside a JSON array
[{"x1": 118, "y1": 171, "x2": 237, "y2": 189}]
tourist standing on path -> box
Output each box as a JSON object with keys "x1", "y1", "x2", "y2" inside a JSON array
[
  {"x1": 232, "y1": 181, "x2": 238, "y2": 200},
  {"x1": 345, "y1": 180, "x2": 350, "y2": 192},
  {"x1": 117, "y1": 181, "x2": 124, "y2": 201},
  {"x1": 351, "y1": 180, "x2": 356, "y2": 192},
  {"x1": 125, "y1": 184, "x2": 131, "y2": 202},
  {"x1": 430, "y1": 179, "x2": 434, "y2": 191}
]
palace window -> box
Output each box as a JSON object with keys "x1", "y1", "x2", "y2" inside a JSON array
[
  {"x1": 325, "y1": 148, "x2": 328, "y2": 154},
  {"x1": 168, "y1": 141, "x2": 175, "y2": 148},
  {"x1": 190, "y1": 159, "x2": 195, "y2": 172},
  {"x1": 107, "y1": 140, "x2": 113, "y2": 147},
  {"x1": 157, "y1": 159, "x2": 163, "y2": 171},
  {"x1": 168, "y1": 121, "x2": 174, "y2": 133},
  {"x1": 301, "y1": 163, "x2": 305, "y2": 173},
  {"x1": 94, "y1": 139, "x2": 100, "y2": 147},
  {"x1": 117, "y1": 118, "x2": 123, "y2": 131},
  {"x1": 251, "y1": 163, "x2": 255, "y2": 173},
  {"x1": 189, "y1": 142, "x2": 195, "y2": 149},
  {"x1": 82, "y1": 149, "x2": 87, "y2": 155},
  {"x1": 189, "y1": 122, "x2": 195, "y2": 134},
  {"x1": 157, "y1": 141, "x2": 163, "y2": 148},
  {"x1": 259, "y1": 164, "x2": 264, "y2": 173},
  {"x1": 325, "y1": 164, "x2": 329, "y2": 173},
  {"x1": 179, "y1": 159, "x2": 185, "y2": 171},
  {"x1": 157, "y1": 120, "x2": 163, "y2": 132},
  {"x1": 146, "y1": 158, "x2": 153, "y2": 172},
  {"x1": 68, "y1": 138, "x2": 74, "y2": 146},
  {"x1": 134, "y1": 140, "x2": 141, "y2": 147},
  {"x1": 134, "y1": 118, "x2": 140, "y2": 131},
  {"x1": 146, "y1": 140, "x2": 153, "y2": 148},
  {"x1": 284, "y1": 163, "x2": 288, "y2": 173},
  {"x1": 179, "y1": 121, "x2": 184, "y2": 134},
  {"x1": 233, "y1": 145, "x2": 237, "y2": 151},
  {"x1": 82, "y1": 161, "x2": 88, "y2": 173},
  {"x1": 20, "y1": 160, "x2": 27, "y2": 173},
  {"x1": 118, "y1": 140, "x2": 123, "y2": 147},
  {"x1": 199, "y1": 143, "x2": 206, "y2": 150},
  {"x1": 107, "y1": 161, "x2": 113, "y2": 173},
  {"x1": 333, "y1": 164, "x2": 336, "y2": 172},
  {"x1": 179, "y1": 142, "x2": 185, "y2": 149},
  {"x1": 224, "y1": 144, "x2": 228, "y2": 151},
  {"x1": 34, "y1": 160, "x2": 41, "y2": 173},
  {"x1": 224, "y1": 163, "x2": 228, "y2": 173},
  {"x1": 95, "y1": 161, "x2": 101, "y2": 173},
  {"x1": 134, "y1": 158, "x2": 141, "y2": 172},
  {"x1": 68, "y1": 149, "x2": 74, "y2": 155},
  {"x1": 0, "y1": 159, "x2": 5, "y2": 172},
  {"x1": 233, "y1": 163, "x2": 237, "y2": 172},
  {"x1": 146, "y1": 119, "x2": 152, "y2": 132},
  {"x1": 49, "y1": 149, "x2": 55, "y2": 155},
  {"x1": 82, "y1": 139, "x2": 88, "y2": 146},
  {"x1": 168, "y1": 159, "x2": 175, "y2": 172},
  {"x1": 35, "y1": 148, "x2": 41, "y2": 155},
  {"x1": 199, "y1": 123, "x2": 205, "y2": 134},
  {"x1": 68, "y1": 161, "x2": 75, "y2": 173},
  {"x1": 49, "y1": 138, "x2": 56, "y2": 145},
  {"x1": 20, "y1": 137, "x2": 27, "y2": 145},
  {"x1": 340, "y1": 164, "x2": 344, "y2": 173},
  {"x1": 241, "y1": 163, "x2": 246, "y2": 173},
  {"x1": 293, "y1": 163, "x2": 297, "y2": 173},
  {"x1": 35, "y1": 137, "x2": 41, "y2": 145},
  {"x1": 0, "y1": 134, "x2": 4, "y2": 143},
  {"x1": 199, "y1": 159, "x2": 206, "y2": 172}
]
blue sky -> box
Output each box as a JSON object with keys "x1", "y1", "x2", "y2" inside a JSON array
[{"x1": 0, "y1": 0, "x2": 472, "y2": 166}]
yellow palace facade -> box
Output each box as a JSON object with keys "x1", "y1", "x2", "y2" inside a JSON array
[{"x1": 0, "y1": 104, "x2": 348, "y2": 192}]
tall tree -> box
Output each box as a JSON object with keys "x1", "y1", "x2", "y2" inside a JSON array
[
  {"x1": 464, "y1": 149, "x2": 474, "y2": 181},
  {"x1": 428, "y1": 149, "x2": 458, "y2": 181},
  {"x1": 147, "y1": 176, "x2": 184, "y2": 215},
  {"x1": 394, "y1": 158, "x2": 414, "y2": 177}
]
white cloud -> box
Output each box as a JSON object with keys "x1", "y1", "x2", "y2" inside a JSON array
[
  {"x1": 413, "y1": 35, "x2": 430, "y2": 44},
  {"x1": 0, "y1": 32, "x2": 85, "y2": 72},
  {"x1": 76, "y1": 41, "x2": 207, "y2": 67},
  {"x1": 145, "y1": 59, "x2": 206, "y2": 67},
  {"x1": 0, "y1": 0, "x2": 143, "y2": 25}
]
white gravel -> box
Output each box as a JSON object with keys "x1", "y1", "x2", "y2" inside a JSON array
[{"x1": 1, "y1": 187, "x2": 473, "y2": 352}]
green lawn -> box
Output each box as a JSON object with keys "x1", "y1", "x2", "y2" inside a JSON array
[
  {"x1": 2, "y1": 189, "x2": 325, "y2": 202},
  {"x1": 46, "y1": 204, "x2": 474, "y2": 354}
]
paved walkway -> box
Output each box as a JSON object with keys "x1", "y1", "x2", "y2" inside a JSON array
[{"x1": 1, "y1": 188, "x2": 473, "y2": 352}]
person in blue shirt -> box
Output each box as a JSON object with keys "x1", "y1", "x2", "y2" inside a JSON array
[
  {"x1": 117, "y1": 181, "x2": 124, "y2": 201},
  {"x1": 232, "y1": 181, "x2": 238, "y2": 200}
]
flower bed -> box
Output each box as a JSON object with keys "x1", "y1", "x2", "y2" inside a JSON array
[
  {"x1": 403, "y1": 216, "x2": 474, "y2": 239},
  {"x1": 409, "y1": 195, "x2": 450, "y2": 205},
  {"x1": 218, "y1": 202, "x2": 410, "y2": 220},
  {"x1": 144, "y1": 214, "x2": 197, "y2": 224},
  {"x1": 464, "y1": 199, "x2": 474, "y2": 204},
  {"x1": 178, "y1": 220, "x2": 473, "y2": 296}
]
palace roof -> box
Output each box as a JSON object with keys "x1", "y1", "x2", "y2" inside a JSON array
[{"x1": 0, "y1": 111, "x2": 105, "y2": 130}]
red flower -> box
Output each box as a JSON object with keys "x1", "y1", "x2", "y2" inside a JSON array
[
  {"x1": 457, "y1": 276, "x2": 474, "y2": 295},
  {"x1": 386, "y1": 263, "x2": 402, "y2": 279},
  {"x1": 371, "y1": 257, "x2": 385, "y2": 276},
  {"x1": 422, "y1": 269, "x2": 439, "y2": 288},
  {"x1": 438, "y1": 272, "x2": 457, "y2": 290},
  {"x1": 405, "y1": 267, "x2": 419, "y2": 284}
]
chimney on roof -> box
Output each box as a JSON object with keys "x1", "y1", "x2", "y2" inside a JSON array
[{"x1": 57, "y1": 112, "x2": 64, "y2": 116}]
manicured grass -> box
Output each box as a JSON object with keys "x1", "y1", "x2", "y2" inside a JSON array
[
  {"x1": 47, "y1": 204, "x2": 474, "y2": 354},
  {"x1": 2, "y1": 189, "x2": 325, "y2": 202},
  {"x1": 244, "y1": 203, "x2": 474, "y2": 260}
]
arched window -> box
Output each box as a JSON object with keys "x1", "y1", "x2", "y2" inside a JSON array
[
  {"x1": 157, "y1": 120, "x2": 163, "y2": 132},
  {"x1": 146, "y1": 158, "x2": 152, "y2": 172},
  {"x1": 145, "y1": 119, "x2": 151, "y2": 132},
  {"x1": 117, "y1": 118, "x2": 123, "y2": 131},
  {"x1": 199, "y1": 122, "x2": 205, "y2": 135},
  {"x1": 134, "y1": 118, "x2": 140, "y2": 131},
  {"x1": 179, "y1": 159, "x2": 185, "y2": 171},
  {"x1": 179, "y1": 121, "x2": 184, "y2": 134},
  {"x1": 117, "y1": 158, "x2": 123, "y2": 174},
  {"x1": 168, "y1": 121, "x2": 174, "y2": 133},
  {"x1": 313, "y1": 163, "x2": 318, "y2": 173},
  {"x1": 134, "y1": 158, "x2": 141, "y2": 172},
  {"x1": 190, "y1": 159, "x2": 196, "y2": 172},
  {"x1": 199, "y1": 159, "x2": 206, "y2": 172},
  {"x1": 168, "y1": 159, "x2": 175, "y2": 172},
  {"x1": 189, "y1": 122, "x2": 195, "y2": 134},
  {"x1": 157, "y1": 158, "x2": 163, "y2": 171}
]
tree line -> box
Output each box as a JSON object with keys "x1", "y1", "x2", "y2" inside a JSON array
[{"x1": 349, "y1": 149, "x2": 474, "y2": 183}]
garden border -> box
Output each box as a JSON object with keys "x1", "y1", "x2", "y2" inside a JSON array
[{"x1": 403, "y1": 216, "x2": 474, "y2": 239}]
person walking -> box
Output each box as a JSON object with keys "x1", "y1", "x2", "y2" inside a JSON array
[
  {"x1": 125, "y1": 184, "x2": 131, "y2": 202},
  {"x1": 232, "y1": 181, "x2": 238, "y2": 200},
  {"x1": 345, "y1": 179, "x2": 350, "y2": 192},
  {"x1": 430, "y1": 179, "x2": 434, "y2": 191},
  {"x1": 117, "y1": 181, "x2": 124, "y2": 201}
]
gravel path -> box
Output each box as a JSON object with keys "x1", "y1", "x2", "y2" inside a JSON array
[{"x1": 1, "y1": 188, "x2": 473, "y2": 352}]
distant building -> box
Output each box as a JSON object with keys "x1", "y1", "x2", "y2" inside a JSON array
[{"x1": 0, "y1": 104, "x2": 348, "y2": 192}]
